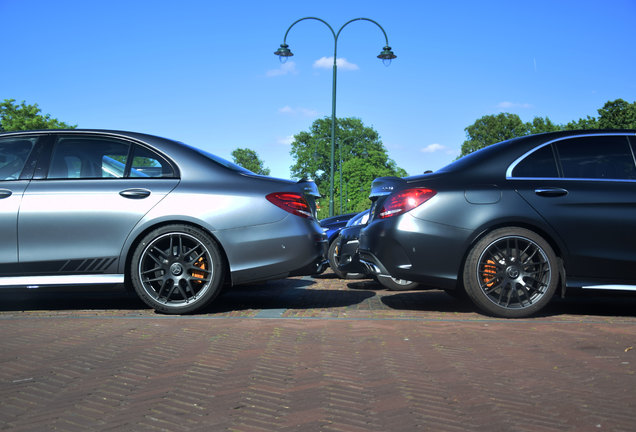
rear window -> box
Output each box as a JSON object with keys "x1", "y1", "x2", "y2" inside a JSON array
[
  {"x1": 512, "y1": 145, "x2": 559, "y2": 178},
  {"x1": 189, "y1": 146, "x2": 253, "y2": 174}
]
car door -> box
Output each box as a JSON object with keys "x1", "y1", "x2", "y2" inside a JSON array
[
  {"x1": 511, "y1": 134, "x2": 636, "y2": 283},
  {"x1": 18, "y1": 134, "x2": 179, "y2": 275},
  {"x1": 0, "y1": 136, "x2": 39, "y2": 273}
]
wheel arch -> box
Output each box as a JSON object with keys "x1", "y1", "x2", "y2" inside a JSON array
[
  {"x1": 457, "y1": 220, "x2": 567, "y2": 290},
  {"x1": 122, "y1": 220, "x2": 232, "y2": 290}
]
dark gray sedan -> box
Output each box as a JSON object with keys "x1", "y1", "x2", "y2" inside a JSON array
[
  {"x1": 359, "y1": 130, "x2": 636, "y2": 318},
  {"x1": 0, "y1": 130, "x2": 327, "y2": 313}
]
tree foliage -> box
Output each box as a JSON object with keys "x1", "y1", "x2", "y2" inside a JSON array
[
  {"x1": 460, "y1": 99, "x2": 636, "y2": 157},
  {"x1": 564, "y1": 115, "x2": 599, "y2": 130},
  {"x1": 527, "y1": 116, "x2": 562, "y2": 135},
  {"x1": 460, "y1": 113, "x2": 527, "y2": 156},
  {"x1": 597, "y1": 99, "x2": 636, "y2": 129},
  {"x1": 0, "y1": 99, "x2": 76, "y2": 131},
  {"x1": 231, "y1": 148, "x2": 270, "y2": 175},
  {"x1": 290, "y1": 117, "x2": 407, "y2": 218}
]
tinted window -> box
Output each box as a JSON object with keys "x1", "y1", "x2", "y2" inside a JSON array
[
  {"x1": 437, "y1": 137, "x2": 527, "y2": 174},
  {"x1": 129, "y1": 145, "x2": 174, "y2": 178},
  {"x1": 512, "y1": 145, "x2": 559, "y2": 178},
  {"x1": 0, "y1": 137, "x2": 36, "y2": 180},
  {"x1": 48, "y1": 137, "x2": 130, "y2": 179},
  {"x1": 556, "y1": 136, "x2": 636, "y2": 180},
  {"x1": 189, "y1": 145, "x2": 253, "y2": 174}
]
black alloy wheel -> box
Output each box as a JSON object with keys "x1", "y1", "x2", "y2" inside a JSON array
[
  {"x1": 131, "y1": 224, "x2": 224, "y2": 314},
  {"x1": 463, "y1": 227, "x2": 559, "y2": 318}
]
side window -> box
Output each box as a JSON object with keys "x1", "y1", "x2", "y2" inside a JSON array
[
  {"x1": 48, "y1": 137, "x2": 130, "y2": 179},
  {"x1": 512, "y1": 145, "x2": 559, "y2": 178},
  {"x1": 556, "y1": 136, "x2": 636, "y2": 180},
  {"x1": 129, "y1": 145, "x2": 174, "y2": 178},
  {"x1": 0, "y1": 138, "x2": 36, "y2": 181}
]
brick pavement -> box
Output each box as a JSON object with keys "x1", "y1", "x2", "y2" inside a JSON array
[{"x1": 0, "y1": 272, "x2": 635, "y2": 431}]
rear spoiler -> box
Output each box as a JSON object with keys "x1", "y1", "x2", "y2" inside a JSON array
[
  {"x1": 297, "y1": 178, "x2": 321, "y2": 219},
  {"x1": 297, "y1": 178, "x2": 321, "y2": 198},
  {"x1": 369, "y1": 176, "x2": 405, "y2": 199},
  {"x1": 367, "y1": 176, "x2": 405, "y2": 223}
]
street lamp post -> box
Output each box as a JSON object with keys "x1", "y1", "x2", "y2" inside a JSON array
[{"x1": 274, "y1": 17, "x2": 396, "y2": 217}]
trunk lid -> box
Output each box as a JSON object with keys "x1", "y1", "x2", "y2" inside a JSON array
[
  {"x1": 368, "y1": 176, "x2": 407, "y2": 222},
  {"x1": 297, "y1": 178, "x2": 321, "y2": 219}
]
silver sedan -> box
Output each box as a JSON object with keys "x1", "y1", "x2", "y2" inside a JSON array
[{"x1": 0, "y1": 130, "x2": 327, "y2": 313}]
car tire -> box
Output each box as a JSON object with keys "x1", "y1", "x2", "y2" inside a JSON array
[
  {"x1": 328, "y1": 236, "x2": 365, "y2": 280},
  {"x1": 131, "y1": 224, "x2": 224, "y2": 314},
  {"x1": 463, "y1": 227, "x2": 559, "y2": 318},
  {"x1": 376, "y1": 276, "x2": 419, "y2": 291}
]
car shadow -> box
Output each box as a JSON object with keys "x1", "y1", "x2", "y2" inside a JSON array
[
  {"x1": 0, "y1": 278, "x2": 377, "y2": 314},
  {"x1": 380, "y1": 288, "x2": 636, "y2": 318},
  {"x1": 345, "y1": 279, "x2": 385, "y2": 291},
  {"x1": 380, "y1": 289, "x2": 477, "y2": 313},
  {"x1": 311, "y1": 272, "x2": 340, "y2": 280},
  {"x1": 2, "y1": 278, "x2": 634, "y2": 319},
  {"x1": 541, "y1": 289, "x2": 636, "y2": 318},
  {"x1": 202, "y1": 278, "x2": 376, "y2": 313},
  {"x1": 0, "y1": 285, "x2": 147, "y2": 312}
]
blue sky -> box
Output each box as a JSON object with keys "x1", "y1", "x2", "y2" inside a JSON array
[{"x1": 2, "y1": 0, "x2": 635, "y2": 179}]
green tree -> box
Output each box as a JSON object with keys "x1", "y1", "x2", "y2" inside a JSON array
[
  {"x1": 460, "y1": 113, "x2": 528, "y2": 157},
  {"x1": 597, "y1": 99, "x2": 636, "y2": 129},
  {"x1": 231, "y1": 148, "x2": 270, "y2": 175},
  {"x1": 564, "y1": 115, "x2": 599, "y2": 130},
  {"x1": 564, "y1": 99, "x2": 635, "y2": 130},
  {"x1": 460, "y1": 99, "x2": 636, "y2": 158},
  {"x1": 528, "y1": 116, "x2": 562, "y2": 135},
  {"x1": 290, "y1": 117, "x2": 407, "y2": 218},
  {"x1": 460, "y1": 113, "x2": 569, "y2": 157},
  {"x1": 0, "y1": 99, "x2": 76, "y2": 131}
]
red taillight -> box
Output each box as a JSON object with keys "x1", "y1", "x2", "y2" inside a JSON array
[
  {"x1": 378, "y1": 188, "x2": 436, "y2": 219},
  {"x1": 266, "y1": 192, "x2": 313, "y2": 219}
]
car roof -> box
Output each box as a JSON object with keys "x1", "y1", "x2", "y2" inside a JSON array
[
  {"x1": 0, "y1": 129, "x2": 230, "y2": 179},
  {"x1": 0, "y1": 128, "x2": 181, "y2": 144},
  {"x1": 435, "y1": 129, "x2": 636, "y2": 176},
  {"x1": 0, "y1": 129, "x2": 306, "y2": 187}
]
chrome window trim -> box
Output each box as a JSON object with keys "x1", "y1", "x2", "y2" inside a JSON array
[
  {"x1": 509, "y1": 176, "x2": 636, "y2": 183},
  {"x1": 506, "y1": 132, "x2": 636, "y2": 180},
  {"x1": 45, "y1": 131, "x2": 179, "y2": 179}
]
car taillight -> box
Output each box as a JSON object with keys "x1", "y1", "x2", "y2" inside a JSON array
[
  {"x1": 266, "y1": 192, "x2": 313, "y2": 219},
  {"x1": 378, "y1": 188, "x2": 436, "y2": 219}
]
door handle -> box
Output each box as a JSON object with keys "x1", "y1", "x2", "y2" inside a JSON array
[
  {"x1": 534, "y1": 188, "x2": 568, "y2": 197},
  {"x1": 0, "y1": 189, "x2": 12, "y2": 199},
  {"x1": 119, "y1": 188, "x2": 151, "y2": 199}
]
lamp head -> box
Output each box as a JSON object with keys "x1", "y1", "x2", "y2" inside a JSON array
[
  {"x1": 377, "y1": 45, "x2": 397, "y2": 66},
  {"x1": 274, "y1": 43, "x2": 294, "y2": 64}
]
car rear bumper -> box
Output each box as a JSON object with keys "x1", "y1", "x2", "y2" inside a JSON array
[
  {"x1": 358, "y1": 213, "x2": 471, "y2": 290},
  {"x1": 289, "y1": 252, "x2": 329, "y2": 276},
  {"x1": 219, "y1": 217, "x2": 328, "y2": 285}
]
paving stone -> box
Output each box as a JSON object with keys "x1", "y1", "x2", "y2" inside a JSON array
[{"x1": 0, "y1": 273, "x2": 635, "y2": 431}]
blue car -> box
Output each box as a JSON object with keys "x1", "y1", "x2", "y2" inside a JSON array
[{"x1": 319, "y1": 212, "x2": 357, "y2": 245}]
